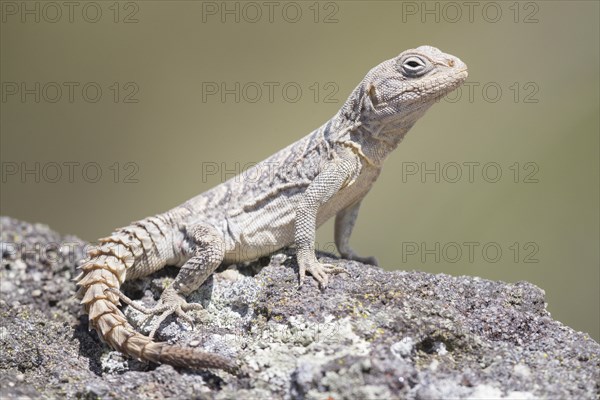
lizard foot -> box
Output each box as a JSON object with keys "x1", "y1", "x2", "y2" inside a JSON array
[
  {"x1": 300, "y1": 261, "x2": 348, "y2": 288},
  {"x1": 108, "y1": 286, "x2": 204, "y2": 338}
]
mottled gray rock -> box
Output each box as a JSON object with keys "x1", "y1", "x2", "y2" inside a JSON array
[{"x1": 1, "y1": 217, "x2": 598, "y2": 399}]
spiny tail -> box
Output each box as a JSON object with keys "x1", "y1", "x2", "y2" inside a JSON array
[{"x1": 75, "y1": 237, "x2": 237, "y2": 374}]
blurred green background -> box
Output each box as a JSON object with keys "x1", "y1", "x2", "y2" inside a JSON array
[{"x1": 1, "y1": 1, "x2": 598, "y2": 341}]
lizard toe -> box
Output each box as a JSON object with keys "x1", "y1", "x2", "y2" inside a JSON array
[
  {"x1": 306, "y1": 262, "x2": 336, "y2": 288},
  {"x1": 148, "y1": 307, "x2": 178, "y2": 339},
  {"x1": 320, "y1": 261, "x2": 348, "y2": 274},
  {"x1": 136, "y1": 287, "x2": 202, "y2": 338}
]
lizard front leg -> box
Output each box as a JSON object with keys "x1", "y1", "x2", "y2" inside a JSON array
[
  {"x1": 116, "y1": 223, "x2": 225, "y2": 338},
  {"x1": 334, "y1": 200, "x2": 378, "y2": 266},
  {"x1": 295, "y1": 148, "x2": 361, "y2": 287}
]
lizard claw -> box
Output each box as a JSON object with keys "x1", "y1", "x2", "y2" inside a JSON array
[
  {"x1": 144, "y1": 287, "x2": 204, "y2": 338},
  {"x1": 300, "y1": 260, "x2": 348, "y2": 288},
  {"x1": 108, "y1": 286, "x2": 204, "y2": 338}
]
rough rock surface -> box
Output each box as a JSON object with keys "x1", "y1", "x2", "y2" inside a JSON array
[{"x1": 0, "y1": 216, "x2": 598, "y2": 399}]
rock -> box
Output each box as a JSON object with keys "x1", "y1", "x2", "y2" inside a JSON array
[{"x1": 0, "y1": 217, "x2": 598, "y2": 399}]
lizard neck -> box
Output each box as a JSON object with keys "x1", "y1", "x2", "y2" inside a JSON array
[{"x1": 328, "y1": 112, "x2": 418, "y2": 167}]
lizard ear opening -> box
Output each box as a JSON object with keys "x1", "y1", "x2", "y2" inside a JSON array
[{"x1": 367, "y1": 85, "x2": 378, "y2": 107}]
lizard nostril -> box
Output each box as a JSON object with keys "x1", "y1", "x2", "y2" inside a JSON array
[{"x1": 448, "y1": 59, "x2": 455, "y2": 67}]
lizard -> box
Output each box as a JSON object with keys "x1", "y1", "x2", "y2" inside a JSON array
[{"x1": 75, "y1": 45, "x2": 468, "y2": 374}]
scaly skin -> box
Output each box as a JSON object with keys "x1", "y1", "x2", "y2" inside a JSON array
[{"x1": 76, "y1": 46, "x2": 468, "y2": 373}]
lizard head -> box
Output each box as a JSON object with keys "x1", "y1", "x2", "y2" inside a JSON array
[{"x1": 341, "y1": 46, "x2": 468, "y2": 141}]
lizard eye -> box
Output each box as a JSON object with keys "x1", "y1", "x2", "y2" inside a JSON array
[{"x1": 399, "y1": 55, "x2": 431, "y2": 78}]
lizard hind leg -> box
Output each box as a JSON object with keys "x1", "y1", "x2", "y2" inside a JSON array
[{"x1": 121, "y1": 223, "x2": 226, "y2": 339}]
